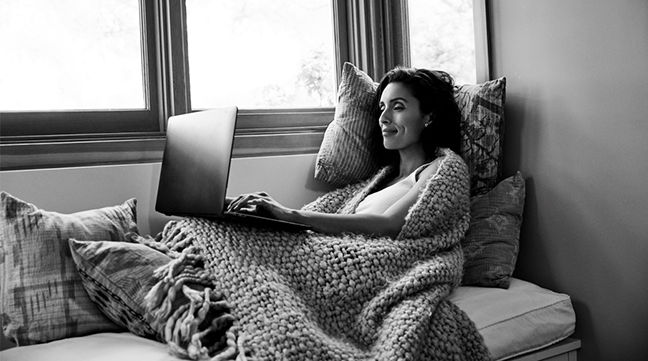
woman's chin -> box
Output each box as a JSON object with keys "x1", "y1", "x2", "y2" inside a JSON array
[{"x1": 382, "y1": 136, "x2": 399, "y2": 149}]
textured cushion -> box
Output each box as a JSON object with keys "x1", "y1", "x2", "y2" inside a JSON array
[
  {"x1": 314, "y1": 62, "x2": 380, "y2": 187},
  {"x1": 313, "y1": 62, "x2": 506, "y2": 197},
  {"x1": 455, "y1": 78, "x2": 507, "y2": 196},
  {"x1": 0, "y1": 332, "x2": 176, "y2": 361},
  {"x1": 449, "y1": 278, "x2": 576, "y2": 361},
  {"x1": 68, "y1": 238, "x2": 171, "y2": 340},
  {"x1": 461, "y1": 172, "x2": 525, "y2": 288},
  {"x1": 0, "y1": 192, "x2": 138, "y2": 345}
]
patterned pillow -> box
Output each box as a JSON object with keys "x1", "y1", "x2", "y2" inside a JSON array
[
  {"x1": 455, "y1": 78, "x2": 507, "y2": 196},
  {"x1": 313, "y1": 62, "x2": 506, "y2": 197},
  {"x1": 314, "y1": 62, "x2": 381, "y2": 187},
  {"x1": 68, "y1": 237, "x2": 171, "y2": 340},
  {"x1": 461, "y1": 172, "x2": 526, "y2": 288},
  {"x1": 0, "y1": 192, "x2": 138, "y2": 345}
]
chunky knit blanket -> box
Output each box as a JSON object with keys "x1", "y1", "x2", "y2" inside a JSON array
[{"x1": 144, "y1": 149, "x2": 491, "y2": 361}]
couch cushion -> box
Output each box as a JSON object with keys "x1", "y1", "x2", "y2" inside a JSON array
[
  {"x1": 449, "y1": 278, "x2": 576, "y2": 361},
  {"x1": 0, "y1": 332, "x2": 175, "y2": 361}
]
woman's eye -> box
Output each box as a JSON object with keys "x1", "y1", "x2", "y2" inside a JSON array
[{"x1": 393, "y1": 104, "x2": 404, "y2": 111}]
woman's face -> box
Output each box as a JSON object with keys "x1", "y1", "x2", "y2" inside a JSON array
[{"x1": 378, "y1": 82, "x2": 429, "y2": 151}]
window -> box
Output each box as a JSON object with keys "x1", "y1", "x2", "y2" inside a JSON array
[
  {"x1": 407, "y1": 0, "x2": 476, "y2": 85},
  {"x1": 0, "y1": 0, "x2": 488, "y2": 170},
  {"x1": 0, "y1": 0, "x2": 145, "y2": 111},
  {"x1": 0, "y1": 0, "x2": 160, "y2": 138},
  {"x1": 186, "y1": 0, "x2": 336, "y2": 109}
]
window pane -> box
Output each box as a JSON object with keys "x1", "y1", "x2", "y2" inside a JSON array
[
  {"x1": 0, "y1": 0, "x2": 145, "y2": 111},
  {"x1": 408, "y1": 0, "x2": 476, "y2": 85},
  {"x1": 186, "y1": 0, "x2": 336, "y2": 109}
]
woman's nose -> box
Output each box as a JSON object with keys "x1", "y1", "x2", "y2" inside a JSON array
[{"x1": 379, "y1": 109, "x2": 390, "y2": 124}]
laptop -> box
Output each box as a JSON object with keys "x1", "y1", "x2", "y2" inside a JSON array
[{"x1": 155, "y1": 107, "x2": 312, "y2": 231}]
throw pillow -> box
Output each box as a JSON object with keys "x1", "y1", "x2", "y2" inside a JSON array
[
  {"x1": 313, "y1": 62, "x2": 506, "y2": 197},
  {"x1": 0, "y1": 192, "x2": 138, "y2": 345},
  {"x1": 314, "y1": 62, "x2": 381, "y2": 187},
  {"x1": 461, "y1": 171, "x2": 526, "y2": 288},
  {"x1": 68, "y1": 237, "x2": 172, "y2": 340},
  {"x1": 455, "y1": 78, "x2": 507, "y2": 196}
]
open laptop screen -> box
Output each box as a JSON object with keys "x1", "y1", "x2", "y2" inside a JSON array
[{"x1": 155, "y1": 107, "x2": 238, "y2": 218}]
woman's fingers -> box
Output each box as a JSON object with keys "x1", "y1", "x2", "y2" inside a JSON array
[
  {"x1": 228, "y1": 194, "x2": 252, "y2": 212},
  {"x1": 226, "y1": 194, "x2": 288, "y2": 220},
  {"x1": 227, "y1": 193, "x2": 269, "y2": 213}
]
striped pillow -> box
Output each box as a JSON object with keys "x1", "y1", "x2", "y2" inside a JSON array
[
  {"x1": 0, "y1": 192, "x2": 138, "y2": 345},
  {"x1": 314, "y1": 62, "x2": 381, "y2": 187}
]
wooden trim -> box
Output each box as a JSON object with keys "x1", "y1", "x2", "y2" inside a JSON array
[
  {"x1": 0, "y1": 137, "x2": 167, "y2": 171},
  {"x1": 0, "y1": 108, "x2": 334, "y2": 172},
  {"x1": 235, "y1": 108, "x2": 333, "y2": 131},
  {"x1": 0, "y1": 129, "x2": 327, "y2": 171},
  {"x1": 0, "y1": 110, "x2": 159, "y2": 137},
  {"x1": 333, "y1": 0, "x2": 350, "y2": 83},
  {"x1": 473, "y1": 0, "x2": 491, "y2": 82},
  {"x1": 158, "y1": 0, "x2": 191, "y2": 120},
  {"x1": 233, "y1": 132, "x2": 325, "y2": 158},
  {"x1": 141, "y1": 0, "x2": 161, "y2": 120},
  {"x1": 509, "y1": 338, "x2": 581, "y2": 361}
]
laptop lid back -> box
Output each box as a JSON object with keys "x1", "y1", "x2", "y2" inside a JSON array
[{"x1": 155, "y1": 107, "x2": 238, "y2": 217}]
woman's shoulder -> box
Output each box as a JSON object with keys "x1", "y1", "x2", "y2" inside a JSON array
[
  {"x1": 418, "y1": 148, "x2": 468, "y2": 182},
  {"x1": 437, "y1": 148, "x2": 468, "y2": 170},
  {"x1": 415, "y1": 158, "x2": 442, "y2": 182}
]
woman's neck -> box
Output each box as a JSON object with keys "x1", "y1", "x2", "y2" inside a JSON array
[{"x1": 396, "y1": 145, "x2": 428, "y2": 179}]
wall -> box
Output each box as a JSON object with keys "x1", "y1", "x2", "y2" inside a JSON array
[
  {"x1": 488, "y1": 1, "x2": 648, "y2": 360},
  {"x1": 0, "y1": 154, "x2": 329, "y2": 235}
]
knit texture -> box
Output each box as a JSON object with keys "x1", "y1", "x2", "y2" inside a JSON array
[{"x1": 145, "y1": 149, "x2": 491, "y2": 361}]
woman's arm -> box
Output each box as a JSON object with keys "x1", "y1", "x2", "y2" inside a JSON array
[
  {"x1": 229, "y1": 165, "x2": 439, "y2": 238},
  {"x1": 292, "y1": 211, "x2": 402, "y2": 238}
]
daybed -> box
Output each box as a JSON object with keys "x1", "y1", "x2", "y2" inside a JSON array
[
  {"x1": 0, "y1": 64, "x2": 580, "y2": 360},
  {"x1": 0, "y1": 276, "x2": 578, "y2": 361}
]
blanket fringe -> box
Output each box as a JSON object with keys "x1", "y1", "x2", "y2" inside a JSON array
[{"x1": 145, "y1": 245, "x2": 245, "y2": 360}]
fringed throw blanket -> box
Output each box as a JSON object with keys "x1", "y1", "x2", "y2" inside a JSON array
[{"x1": 145, "y1": 149, "x2": 491, "y2": 361}]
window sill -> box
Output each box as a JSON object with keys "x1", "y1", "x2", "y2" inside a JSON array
[
  {"x1": 0, "y1": 108, "x2": 333, "y2": 171},
  {"x1": 0, "y1": 130, "x2": 326, "y2": 171}
]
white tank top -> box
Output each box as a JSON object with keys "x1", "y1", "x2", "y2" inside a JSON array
[{"x1": 354, "y1": 162, "x2": 431, "y2": 215}]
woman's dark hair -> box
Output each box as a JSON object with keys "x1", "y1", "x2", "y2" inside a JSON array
[{"x1": 374, "y1": 67, "x2": 461, "y2": 164}]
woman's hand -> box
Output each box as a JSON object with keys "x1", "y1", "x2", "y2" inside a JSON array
[
  {"x1": 226, "y1": 192, "x2": 294, "y2": 221},
  {"x1": 227, "y1": 192, "x2": 269, "y2": 213}
]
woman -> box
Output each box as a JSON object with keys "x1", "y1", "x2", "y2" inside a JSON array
[
  {"x1": 146, "y1": 67, "x2": 487, "y2": 361},
  {"x1": 227, "y1": 67, "x2": 463, "y2": 238}
]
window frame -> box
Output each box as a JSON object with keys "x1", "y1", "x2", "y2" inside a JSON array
[
  {"x1": 0, "y1": 0, "x2": 489, "y2": 171},
  {"x1": 0, "y1": 0, "x2": 162, "y2": 139}
]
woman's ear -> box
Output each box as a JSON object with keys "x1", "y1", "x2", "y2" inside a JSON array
[{"x1": 423, "y1": 113, "x2": 433, "y2": 127}]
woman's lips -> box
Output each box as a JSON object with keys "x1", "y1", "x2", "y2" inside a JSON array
[{"x1": 382, "y1": 128, "x2": 397, "y2": 136}]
